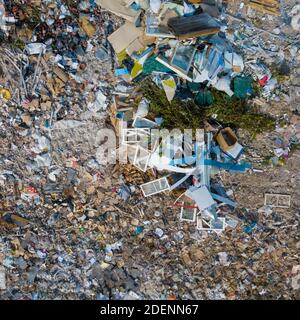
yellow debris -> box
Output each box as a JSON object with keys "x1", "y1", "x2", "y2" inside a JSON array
[
  {"x1": 0, "y1": 89, "x2": 12, "y2": 101},
  {"x1": 130, "y1": 62, "x2": 143, "y2": 79}
]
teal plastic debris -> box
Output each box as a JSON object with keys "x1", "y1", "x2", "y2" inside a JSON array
[
  {"x1": 142, "y1": 56, "x2": 172, "y2": 75},
  {"x1": 195, "y1": 90, "x2": 214, "y2": 106},
  {"x1": 233, "y1": 76, "x2": 253, "y2": 99},
  {"x1": 116, "y1": 112, "x2": 125, "y2": 120},
  {"x1": 135, "y1": 226, "x2": 144, "y2": 235},
  {"x1": 188, "y1": 82, "x2": 201, "y2": 93},
  {"x1": 44, "y1": 119, "x2": 50, "y2": 128}
]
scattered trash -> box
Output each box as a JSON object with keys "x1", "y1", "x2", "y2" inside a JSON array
[
  {"x1": 291, "y1": 265, "x2": 300, "y2": 290},
  {"x1": 0, "y1": 266, "x2": 6, "y2": 290},
  {"x1": 215, "y1": 127, "x2": 244, "y2": 160},
  {"x1": 154, "y1": 228, "x2": 164, "y2": 238},
  {"x1": 218, "y1": 252, "x2": 230, "y2": 266},
  {"x1": 243, "y1": 222, "x2": 257, "y2": 234},
  {"x1": 0, "y1": 0, "x2": 298, "y2": 301},
  {"x1": 118, "y1": 184, "x2": 132, "y2": 201}
]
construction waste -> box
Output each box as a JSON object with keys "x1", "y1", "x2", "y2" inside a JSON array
[{"x1": 0, "y1": 0, "x2": 299, "y2": 300}]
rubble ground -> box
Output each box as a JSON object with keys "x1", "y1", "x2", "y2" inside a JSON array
[{"x1": 0, "y1": 0, "x2": 299, "y2": 300}]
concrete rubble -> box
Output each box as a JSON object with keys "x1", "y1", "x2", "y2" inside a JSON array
[{"x1": 0, "y1": 0, "x2": 299, "y2": 300}]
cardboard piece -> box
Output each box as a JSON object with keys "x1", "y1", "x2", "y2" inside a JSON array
[
  {"x1": 215, "y1": 127, "x2": 238, "y2": 152},
  {"x1": 108, "y1": 22, "x2": 144, "y2": 54},
  {"x1": 96, "y1": 0, "x2": 142, "y2": 24},
  {"x1": 215, "y1": 127, "x2": 244, "y2": 159}
]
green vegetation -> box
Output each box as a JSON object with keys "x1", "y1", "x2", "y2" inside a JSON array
[
  {"x1": 140, "y1": 80, "x2": 205, "y2": 131},
  {"x1": 207, "y1": 89, "x2": 275, "y2": 137},
  {"x1": 139, "y1": 79, "x2": 276, "y2": 137}
]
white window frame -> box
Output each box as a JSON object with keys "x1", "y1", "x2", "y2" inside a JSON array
[
  {"x1": 140, "y1": 177, "x2": 170, "y2": 197},
  {"x1": 197, "y1": 216, "x2": 226, "y2": 232},
  {"x1": 264, "y1": 193, "x2": 291, "y2": 208},
  {"x1": 180, "y1": 202, "x2": 197, "y2": 222}
]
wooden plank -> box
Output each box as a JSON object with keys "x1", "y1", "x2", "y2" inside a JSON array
[
  {"x1": 250, "y1": 0, "x2": 279, "y2": 4},
  {"x1": 259, "y1": 0, "x2": 279, "y2": 4},
  {"x1": 248, "y1": 0, "x2": 280, "y2": 16},
  {"x1": 250, "y1": 0, "x2": 279, "y2": 8},
  {"x1": 249, "y1": 3, "x2": 279, "y2": 11}
]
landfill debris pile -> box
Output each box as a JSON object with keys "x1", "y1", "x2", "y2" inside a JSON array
[
  {"x1": 107, "y1": 0, "x2": 299, "y2": 234},
  {"x1": 0, "y1": 0, "x2": 299, "y2": 300}
]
